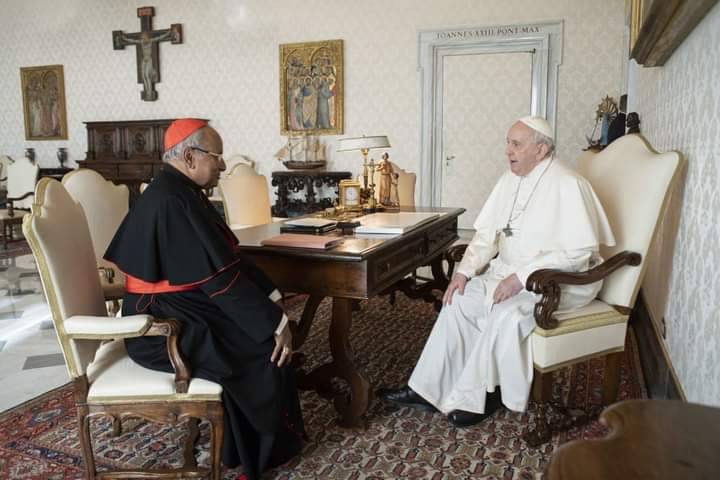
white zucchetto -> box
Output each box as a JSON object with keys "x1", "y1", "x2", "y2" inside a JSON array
[{"x1": 518, "y1": 116, "x2": 553, "y2": 139}]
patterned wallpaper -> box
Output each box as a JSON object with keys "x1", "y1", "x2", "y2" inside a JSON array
[
  {"x1": 441, "y1": 52, "x2": 532, "y2": 229},
  {"x1": 629, "y1": 3, "x2": 720, "y2": 406},
  {"x1": 0, "y1": 0, "x2": 625, "y2": 190}
]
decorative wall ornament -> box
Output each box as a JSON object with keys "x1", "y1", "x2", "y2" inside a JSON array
[
  {"x1": 279, "y1": 39, "x2": 343, "y2": 136},
  {"x1": 20, "y1": 65, "x2": 68, "y2": 141},
  {"x1": 112, "y1": 6, "x2": 183, "y2": 101}
]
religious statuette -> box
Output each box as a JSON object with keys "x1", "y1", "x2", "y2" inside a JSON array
[
  {"x1": 585, "y1": 96, "x2": 618, "y2": 151},
  {"x1": 112, "y1": 6, "x2": 183, "y2": 101}
]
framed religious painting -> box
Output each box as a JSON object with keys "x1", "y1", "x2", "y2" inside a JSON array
[
  {"x1": 20, "y1": 64, "x2": 69, "y2": 140},
  {"x1": 280, "y1": 39, "x2": 344, "y2": 136}
]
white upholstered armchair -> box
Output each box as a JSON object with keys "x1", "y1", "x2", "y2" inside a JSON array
[
  {"x1": 24, "y1": 178, "x2": 224, "y2": 479},
  {"x1": 62, "y1": 169, "x2": 129, "y2": 308},
  {"x1": 219, "y1": 171, "x2": 281, "y2": 230},
  {"x1": 6, "y1": 155, "x2": 39, "y2": 213},
  {"x1": 447, "y1": 134, "x2": 683, "y2": 445}
]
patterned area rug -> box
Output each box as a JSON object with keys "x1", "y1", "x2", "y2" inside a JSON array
[{"x1": 0, "y1": 293, "x2": 645, "y2": 479}]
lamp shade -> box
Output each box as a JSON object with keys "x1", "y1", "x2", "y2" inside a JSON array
[{"x1": 337, "y1": 135, "x2": 391, "y2": 152}]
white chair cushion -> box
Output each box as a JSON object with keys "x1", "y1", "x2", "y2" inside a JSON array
[
  {"x1": 87, "y1": 339, "x2": 222, "y2": 402},
  {"x1": 65, "y1": 314, "x2": 152, "y2": 337},
  {"x1": 532, "y1": 300, "x2": 628, "y2": 371}
]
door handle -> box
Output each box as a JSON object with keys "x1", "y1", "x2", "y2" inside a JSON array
[{"x1": 445, "y1": 155, "x2": 455, "y2": 167}]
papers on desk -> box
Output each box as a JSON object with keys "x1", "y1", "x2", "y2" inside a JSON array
[
  {"x1": 261, "y1": 233, "x2": 343, "y2": 250},
  {"x1": 354, "y1": 212, "x2": 440, "y2": 234}
]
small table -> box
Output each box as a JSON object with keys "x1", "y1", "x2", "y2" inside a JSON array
[
  {"x1": 546, "y1": 399, "x2": 720, "y2": 479},
  {"x1": 271, "y1": 170, "x2": 351, "y2": 217},
  {"x1": 0, "y1": 211, "x2": 25, "y2": 249}
]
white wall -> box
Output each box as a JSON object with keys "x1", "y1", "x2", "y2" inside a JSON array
[
  {"x1": 0, "y1": 0, "x2": 625, "y2": 182},
  {"x1": 628, "y1": 3, "x2": 720, "y2": 406}
]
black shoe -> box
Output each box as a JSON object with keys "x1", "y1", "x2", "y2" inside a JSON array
[
  {"x1": 447, "y1": 409, "x2": 491, "y2": 427},
  {"x1": 377, "y1": 386, "x2": 438, "y2": 412},
  {"x1": 447, "y1": 389, "x2": 503, "y2": 428}
]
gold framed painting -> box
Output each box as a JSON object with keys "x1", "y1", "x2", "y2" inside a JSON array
[
  {"x1": 280, "y1": 39, "x2": 343, "y2": 136},
  {"x1": 20, "y1": 64, "x2": 68, "y2": 141}
]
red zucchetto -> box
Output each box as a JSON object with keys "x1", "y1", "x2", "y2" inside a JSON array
[{"x1": 164, "y1": 118, "x2": 208, "y2": 150}]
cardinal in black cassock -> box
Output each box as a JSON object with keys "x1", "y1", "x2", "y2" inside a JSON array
[{"x1": 104, "y1": 119, "x2": 304, "y2": 480}]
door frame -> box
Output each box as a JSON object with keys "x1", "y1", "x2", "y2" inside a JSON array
[{"x1": 417, "y1": 21, "x2": 563, "y2": 207}]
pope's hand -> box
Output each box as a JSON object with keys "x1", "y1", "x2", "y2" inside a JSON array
[
  {"x1": 443, "y1": 273, "x2": 469, "y2": 305},
  {"x1": 492, "y1": 273, "x2": 523, "y2": 305},
  {"x1": 271, "y1": 322, "x2": 293, "y2": 367}
]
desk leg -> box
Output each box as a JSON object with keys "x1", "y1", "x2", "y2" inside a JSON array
[
  {"x1": 297, "y1": 296, "x2": 371, "y2": 428},
  {"x1": 330, "y1": 297, "x2": 371, "y2": 427}
]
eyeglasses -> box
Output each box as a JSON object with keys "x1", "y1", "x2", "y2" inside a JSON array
[{"x1": 190, "y1": 146, "x2": 224, "y2": 162}]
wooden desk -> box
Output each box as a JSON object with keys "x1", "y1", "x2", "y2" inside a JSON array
[
  {"x1": 234, "y1": 207, "x2": 464, "y2": 427},
  {"x1": 546, "y1": 399, "x2": 720, "y2": 479}
]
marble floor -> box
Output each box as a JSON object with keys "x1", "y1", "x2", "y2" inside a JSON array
[{"x1": 0, "y1": 240, "x2": 68, "y2": 413}]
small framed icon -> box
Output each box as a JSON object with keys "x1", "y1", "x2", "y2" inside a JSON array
[{"x1": 338, "y1": 179, "x2": 362, "y2": 211}]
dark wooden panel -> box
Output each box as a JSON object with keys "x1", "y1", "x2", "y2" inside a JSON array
[
  {"x1": 118, "y1": 163, "x2": 153, "y2": 179},
  {"x1": 124, "y1": 124, "x2": 158, "y2": 160},
  {"x1": 90, "y1": 127, "x2": 121, "y2": 160},
  {"x1": 630, "y1": 290, "x2": 683, "y2": 400}
]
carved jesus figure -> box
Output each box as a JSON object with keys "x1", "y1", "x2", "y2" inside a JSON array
[{"x1": 116, "y1": 28, "x2": 176, "y2": 100}]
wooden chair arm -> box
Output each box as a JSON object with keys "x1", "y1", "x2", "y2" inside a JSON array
[
  {"x1": 6, "y1": 191, "x2": 34, "y2": 217},
  {"x1": 144, "y1": 318, "x2": 191, "y2": 394},
  {"x1": 444, "y1": 243, "x2": 469, "y2": 277},
  {"x1": 526, "y1": 251, "x2": 642, "y2": 329}
]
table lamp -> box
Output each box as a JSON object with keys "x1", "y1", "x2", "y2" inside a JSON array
[{"x1": 337, "y1": 135, "x2": 391, "y2": 210}]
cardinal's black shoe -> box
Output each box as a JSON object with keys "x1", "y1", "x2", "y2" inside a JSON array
[{"x1": 377, "y1": 386, "x2": 438, "y2": 412}]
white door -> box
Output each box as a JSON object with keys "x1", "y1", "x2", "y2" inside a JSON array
[{"x1": 441, "y1": 52, "x2": 533, "y2": 230}]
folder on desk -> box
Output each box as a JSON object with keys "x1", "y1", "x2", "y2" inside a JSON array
[{"x1": 261, "y1": 233, "x2": 343, "y2": 250}]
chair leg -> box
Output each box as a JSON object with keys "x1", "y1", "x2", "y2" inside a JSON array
[
  {"x1": 602, "y1": 351, "x2": 623, "y2": 405},
  {"x1": 183, "y1": 417, "x2": 199, "y2": 469},
  {"x1": 525, "y1": 371, "x2": 553, "y2": 447},
  {"x1": 77, "y1": 406, "x2": 97, "y2": 480},
  {"x1": 111, "y1": 415, "x2": 121, "y2": 437},
  {"x1": 209, "y1": 403, "x2": 224, "y2": 480}
]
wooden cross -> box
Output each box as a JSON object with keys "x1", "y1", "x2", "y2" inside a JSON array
[{"x1": 112, "y1": 6, "x2": 182, "y2": 101}]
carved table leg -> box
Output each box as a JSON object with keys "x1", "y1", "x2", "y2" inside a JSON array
[
  {"x1": 296, "y1": 297, "x2": 371, "y2": 428},
  {"x1": 291, "y1": 295, "x2": 323, "y2": 350},
  {"x1": 330, "y1": 297, "x2": 371, "y2": 427}
]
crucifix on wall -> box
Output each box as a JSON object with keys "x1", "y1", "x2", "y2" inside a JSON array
[{"x1": 112, "y1": 6, "x2": 182, "y2": 101}]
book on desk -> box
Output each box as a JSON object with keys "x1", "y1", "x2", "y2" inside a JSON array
[{"x1": 280, "y1": 217, "x2": 338, "y2": 234}]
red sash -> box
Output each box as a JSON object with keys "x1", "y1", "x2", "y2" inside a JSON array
[{"x1": 126, "y1": 275, "x2": 199, "y2": 294}]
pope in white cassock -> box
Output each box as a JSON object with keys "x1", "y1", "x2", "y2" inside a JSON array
[{"x1": 380, "y1": 116, "x2": 615, "y2": 427}]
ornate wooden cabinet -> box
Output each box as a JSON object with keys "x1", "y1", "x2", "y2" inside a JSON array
[{"x1": 77, "y1": 119, "x2": 206, "y2": 191}]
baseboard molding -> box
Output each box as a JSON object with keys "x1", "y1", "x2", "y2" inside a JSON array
[{"x1": 630, "y1": 291, "x2": 685, "y2": 400}]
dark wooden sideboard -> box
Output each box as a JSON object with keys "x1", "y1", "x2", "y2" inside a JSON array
[
  {"x1": 271, "y1": 170, "x2": 351, "y2": 217},
  {"x1": 76, "y1": 118, "x2": 206, "y2": 192}
]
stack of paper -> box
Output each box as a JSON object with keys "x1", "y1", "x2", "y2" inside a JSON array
[{"x1": 354, "y1": 212, "x2": 440, "y2": 234}]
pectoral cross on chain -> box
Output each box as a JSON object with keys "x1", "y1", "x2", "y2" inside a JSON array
[
  {"x1": 502, "y1": 224, "x2": 514, "y2": 237},
  {"x1": 112, "y1": 6, "x2": 183, "y2": 101}
]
